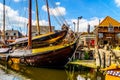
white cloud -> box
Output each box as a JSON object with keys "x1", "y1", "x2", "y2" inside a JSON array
[
  {"x1": 69, "y1": 17, "x2": 103, "y2": 32},
  {"x1": 23, "y1": 7, "x2": 35, "y2": 15},
  {"x1": 114, "y1": 0, "x2": 120, "y2": 7},
  {"x1": 0, "y1": 3, "x2": 28, "y2": 34},
  {"x1": 13, "y1": 0, "x2": 27, "y2": 3},
  {"x1": 55, "y1": 2, "x2": 61, "y2": 6},
  {"x1": 0, "y1": 2, "x2": 49, "y2": 35},
  {"x1": 13, "y1": 0, "x2": 20, "y2": 2},
  {"x1": 33, "y1": 20, "x2": 48, "y2": 26},
  {"x1": 42, "y1": 5, "x2": 47, "y2": 11},
  {"x1": 42, "y1": 4, "x2": 66, "y2": 16}
]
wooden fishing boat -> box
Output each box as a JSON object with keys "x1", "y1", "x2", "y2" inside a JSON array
[
  {"x1": 9, "y1": 30, "x2": 67, "y2": 48},
  {"x1": 0, "y1": 0, "x2": 78, "y2": 68},
  {"x1": 5, "y1": 40, "x2": 77, "y2": 67}
]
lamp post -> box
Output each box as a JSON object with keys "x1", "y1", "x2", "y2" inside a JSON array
[
  {"x1": 73, "y1": 22, "x2": 76, "y2": 32},
  {"x1": 87, "y1": 24, "x2": 90, "y2": 34},
  {"x1": 77, "y1": 16, "x2": 82, "y2": 33}
]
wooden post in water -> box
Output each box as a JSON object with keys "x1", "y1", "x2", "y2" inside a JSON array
[
  {"x1": 28, "y1": 0, "x2": 32, "y2": 49},
  {"x1": 95, "y1": 25, "x2": 101, "y2": 67},
  {"x1": 103, "y1": 52, "x2": 106, "y2": 68}
]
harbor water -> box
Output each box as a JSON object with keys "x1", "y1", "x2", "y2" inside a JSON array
[{"x1": 0, "y1": 63, "x2": 105, "y2": 80}]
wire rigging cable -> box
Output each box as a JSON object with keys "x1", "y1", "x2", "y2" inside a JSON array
[
  {"x1": 42, "y1": 0, "x2": 69, "y2": 27},
  {"x1": 5, "y1": 0, "x2": 28, "y2": 35},
  {"x1": 49, "y1": 0, "x2": 69, "y2": 26}
]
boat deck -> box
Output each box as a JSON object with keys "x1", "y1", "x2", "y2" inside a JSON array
[{"x1": 32, "y1": 42, "x2": 74, "y2": 54}]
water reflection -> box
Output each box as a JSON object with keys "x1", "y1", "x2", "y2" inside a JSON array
[
  {"x1": 66, "y1": 64, "x2": 105, "y2": 80},
  {"x1": 6, "y1": 64, "x2": 67, "y2": 80},
  {"x1": 0, "y1": 62, "x2": 105, "y2": 80},
  {"x1": 0, "y1": 66, "x2": 28, "y2": 80}
]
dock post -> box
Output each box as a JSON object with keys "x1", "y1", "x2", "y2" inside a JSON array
[
  {"x1": 95, "y1": 49, "x2": 101, "y2": 68},
  {"x1": 103, "y1": 52, "x2": 106, "y2": 68}
]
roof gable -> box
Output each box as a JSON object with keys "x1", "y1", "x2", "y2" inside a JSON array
[{"x1": 99, "y1": 16, "x2": 120, "y2": 27}]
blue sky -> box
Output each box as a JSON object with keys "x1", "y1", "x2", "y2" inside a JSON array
[{"x1": 0, "y1": 0, "x2": 120, "y2": 35}]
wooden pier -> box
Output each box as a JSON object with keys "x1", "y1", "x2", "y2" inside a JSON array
[
  {"x1": 95, "y1": 48, "x2": 120, "y2": 68},
  {"x1": 68, "y1": 60, "x2": 97, "y2": 69},
  {"x1": 68, "y1": 46, "x2": 97, "y2": 69},
  {"x1": 69, "y1": 44, "x2": 120, "y2": 69}
]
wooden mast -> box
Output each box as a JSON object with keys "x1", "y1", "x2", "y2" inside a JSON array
[
  {"x1": 35, "y1": 0, "x2": 40, "y2": 35},
  {"x1": 28, "y1": 0, "x2": 32, "y2": 49},
  {"x1": 45, "y1": 0, "x2": 52, "y2": 32},
  {"x1": 2, "y1": 0, "x2": 5, "y2": 42}
]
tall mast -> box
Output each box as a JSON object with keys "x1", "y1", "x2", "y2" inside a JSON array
[
  {"x1": 28, "y1": 0, "x2": 32, "y2": 49},
  {"x1": 2, "y1": 0, "x2": 5, "y2": 41},
  {"x1": 45, "y1": 0, "x2": 52, "y2": 32},
  {"x1": 35, "y1": 0, "x2": 40, "y2": 35}
]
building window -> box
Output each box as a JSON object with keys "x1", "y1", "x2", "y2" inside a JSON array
[
  {"x1": 108, "y1": 24, "x2": 114, "y2": 32},
  {"x1": 11, "y1": 36, "x2": 13, "y2": 39},
  {"x1": 14, "y1": 33, "x2": 16, "y2": 36},
  {"x1": 99, "y1": 33, "x2": 103, "y2": 38},
  {"x1": 6, "y1": 33, "x2": 8, "y2": 35},
  {"x1": 108, "y1": 27, "x2": 114, "y2": 32}
]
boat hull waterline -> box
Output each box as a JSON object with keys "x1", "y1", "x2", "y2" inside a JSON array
[{"x1": 4, "y1": 42, "x2": 76, "y2": 68}]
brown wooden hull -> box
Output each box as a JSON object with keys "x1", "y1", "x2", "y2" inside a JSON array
[{"x1": 7, "y1": 42, "x2": 77, "y2": 68}]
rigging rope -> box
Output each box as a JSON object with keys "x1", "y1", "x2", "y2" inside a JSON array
[
  {"x1": 42, "y1": 0, "x2": 69, "y2": 28},
  {"x1": 5, "y1": 0, "x2": 28, "y2": 34},
  {"x1": 49, "y1": 0, "x2": 69, "y2": 26}
]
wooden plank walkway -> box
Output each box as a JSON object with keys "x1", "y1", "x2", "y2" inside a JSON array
[{"x1": 68, "y1": 60, "x2": 97, "y2": 69}]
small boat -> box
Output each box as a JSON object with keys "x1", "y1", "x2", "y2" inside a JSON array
[{"x1": 101, "y1": 64, "x2": 120, "y2": 80}]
